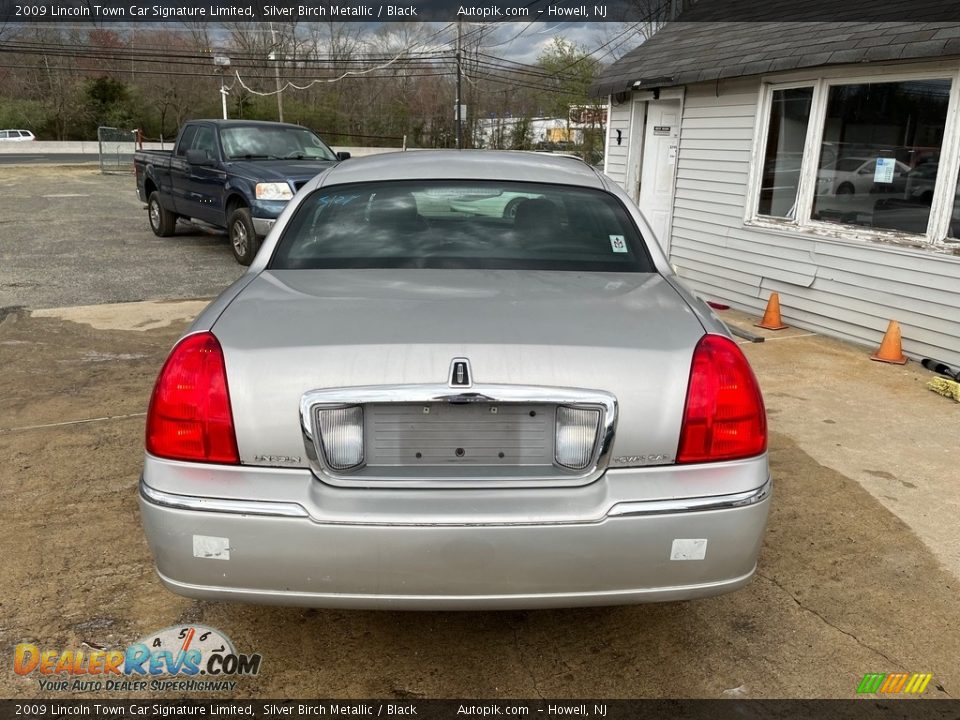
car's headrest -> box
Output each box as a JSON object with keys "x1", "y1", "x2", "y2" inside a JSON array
[
  {"x1": 368, "y1": 190, "x2": 421, "y2": 229},
  {"x1": 514, "y1": 198, "x2": 560, "y2": 233}
]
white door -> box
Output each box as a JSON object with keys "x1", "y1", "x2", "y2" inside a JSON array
[{"x1": 636, "y1": 99, "x2": 681, "y2": 254}]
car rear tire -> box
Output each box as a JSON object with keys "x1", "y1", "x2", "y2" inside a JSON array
[
  {"x1": 148, "y1": 192, "x2": 176, "y2": 237},
  {"x1": 503, "y1": 197, "x2": 524, "y2": 219},
  {"x1": 228, "y1": 207, "x2": 260, "y2": 266}
]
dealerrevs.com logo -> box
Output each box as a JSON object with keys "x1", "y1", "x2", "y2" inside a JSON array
[{"x1": 14, "y1": 625, "x2": 262, "y2": 693}]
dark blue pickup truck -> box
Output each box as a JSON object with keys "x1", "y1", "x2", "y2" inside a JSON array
[{"x1": 134, "y1": 119, "x2": 347, "y2": 264}]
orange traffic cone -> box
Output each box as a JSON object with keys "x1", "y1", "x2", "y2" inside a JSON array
[
  {"x1": 871, "y1": 320, "x2": 907, "y2": 364},
  {"x1": 755, "y1": 293, "x2": 788, "y2": 330}
]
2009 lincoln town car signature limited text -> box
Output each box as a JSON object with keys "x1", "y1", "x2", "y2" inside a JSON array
[{"x1": 138, "y1": 151, "x2": 771, "y2": 610}]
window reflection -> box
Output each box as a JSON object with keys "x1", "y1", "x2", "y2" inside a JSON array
[
  {"x1": 812, "y1": 80, "x2": 950, "y2": 235},
  {"x1": 758, "y1": 87, "x2": 813, "y2": 219},
  {"x1": 271, "y1": 181, "x2": 655, "y2": 272}
]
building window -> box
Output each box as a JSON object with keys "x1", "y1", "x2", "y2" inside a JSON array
[
  {"x1": 812, "y1": 80, "x2": 950, "y2": 234},
  {"x1": 757, "y1": 87, "x2": 813, "y2": 219},
  {"x1": 751, "y1": 75, "x2": 959, "y2": 246}
]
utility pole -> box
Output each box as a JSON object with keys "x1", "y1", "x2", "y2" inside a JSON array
[
  {"x1": 213, "y1": 55, "x2": 231, "y2": 120},
  {"x1": 220, "y1": 75, "x2": 229, "y2": 120},
  {"x1": 455, "y1": 20, "x2": 462, "y2": 149},
  {"x1": 269, "y1": 23, "x2": 284, "y2": 123}
]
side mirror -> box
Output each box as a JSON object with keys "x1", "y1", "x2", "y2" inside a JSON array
[
  {"x1": 186, "y1": 149, "x2": 214, "y2": 166},
  {"x1": 336, "y1": 151, "x2": 351, "y2": 161}
]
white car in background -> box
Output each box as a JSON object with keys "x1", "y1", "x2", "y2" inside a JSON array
[
  {"x1": 817, "y1": 156, "x2": 910, "y2": 196},
  {"x1": 447, "y1": 189, "x2": 544, "y2": 219},
  {"x1": 0, "y1": 129, "x2": 36, "y2": 142}
]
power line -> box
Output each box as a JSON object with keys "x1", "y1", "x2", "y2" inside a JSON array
[
  {"x1": 0, "y1": 61, "x2": 455, "y2": 82},
  {"x1": 223, "y1": 20, "x2": 464, "y2": 95}
]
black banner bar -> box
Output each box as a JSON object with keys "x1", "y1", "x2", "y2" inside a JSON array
[{"x1": 1, "y1": 0, "x2": 959, "y2": 24}]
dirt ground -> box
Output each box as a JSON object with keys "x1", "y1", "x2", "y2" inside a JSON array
[
  {"x1": 1, "y1": 165, "x2": 958, "y2": 700},
  {"x1": 0, "y1": 302, "x2": 958, "y2": 700}
]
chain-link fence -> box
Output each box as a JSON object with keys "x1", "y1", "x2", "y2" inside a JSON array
[{"x1": 97, "y1": 126, "x2": 137, "y2": 174}]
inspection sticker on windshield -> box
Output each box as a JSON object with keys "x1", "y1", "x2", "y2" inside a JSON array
[{"x1": 609, "y1": 235, "x2": 628, "y2": 253}]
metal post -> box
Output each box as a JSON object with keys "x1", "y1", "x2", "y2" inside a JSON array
[
  {"x1": 213, "y1": 55, "x2": 231, "y2": 119},
  {"x1": 269, "y1": 23, "x2": 284, "y2": 123},
  {"x1": 455, "y1": 20, "x2": 462, "y2": 150},
  {"x1": 275, "y1": 64, "x2": 284, "y2": 123},
  {"x1": 220, "y1": 74, "x2": 228, "y2": 120}
]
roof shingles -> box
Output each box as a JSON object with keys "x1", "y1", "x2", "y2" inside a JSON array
[{"x1": 590, "y1": 20, "x2": 960, "y2": 97}]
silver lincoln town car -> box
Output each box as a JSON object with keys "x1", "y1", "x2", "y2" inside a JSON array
[{"x1": 139, "y1": 150, "x2": 771, "y2": 610}]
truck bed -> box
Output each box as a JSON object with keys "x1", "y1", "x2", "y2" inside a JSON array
[{"x1": 135, "y1": 149, "x2": 172, "y2": 161}]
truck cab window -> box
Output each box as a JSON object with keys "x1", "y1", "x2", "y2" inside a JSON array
[
  {"x1": 175, "y1": 126, "x2": 197, "y2": 156},
  {"x1": 191, "y1": 126, "x2": 217, "y2": 159}
]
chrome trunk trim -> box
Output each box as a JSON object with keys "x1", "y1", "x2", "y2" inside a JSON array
[{"x1": 299, "y1": 383, "x2": 618, "y2": 489}]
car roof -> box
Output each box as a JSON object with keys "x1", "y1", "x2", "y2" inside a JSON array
[
  {"x1": 836, "y1": 156, "x2": 906, "y2": 164},
  {"x1": 321, "y1": 150, "x2": 604, "y2": 188}
]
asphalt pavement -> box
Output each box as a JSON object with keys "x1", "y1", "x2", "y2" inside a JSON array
[
  {"x1": 0, "y1": 153, "x2": 100, "y2": 164},
  {"x1": 0, "y1": 165, "x2": 244, "y2": 310}
]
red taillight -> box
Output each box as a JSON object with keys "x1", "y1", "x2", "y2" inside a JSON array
[
  {"x1": 677, "y1": 334, "x2": 767, "y2": 464},
  {"x1": 146, "y1": 332, "x2": 239, "y2": 464}
]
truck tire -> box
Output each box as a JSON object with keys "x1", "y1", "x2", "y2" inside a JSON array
[
  {"x1": 228, "y1": 206, "x2": 260, "y2": 266},
  {"x1": 148, "y1": 191, "x2": 177, "y2": 237}
]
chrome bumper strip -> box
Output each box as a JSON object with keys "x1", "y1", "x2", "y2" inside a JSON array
[
  {"x1": 607, "y1": 478, "x2": 771, "y2": 518},
  {"x1": 140, "y1": 477, "x2": 770, "y2": 523},
  {"x1": 139, "y1": 479, "x2": 309, "y2": 518}
]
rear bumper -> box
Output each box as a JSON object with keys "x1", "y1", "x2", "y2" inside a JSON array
[{"x1": 138, "y1": 474, "x2": 771, "y2": 610}]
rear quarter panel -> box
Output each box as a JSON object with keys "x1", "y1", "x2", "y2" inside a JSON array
[{"x1": 596, "y1": 171, "x2": 729, "y2": 337}]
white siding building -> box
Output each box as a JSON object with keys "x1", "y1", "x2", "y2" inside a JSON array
[{"x1": 593, "y1": 21, "x2": 960, "y2": 367}]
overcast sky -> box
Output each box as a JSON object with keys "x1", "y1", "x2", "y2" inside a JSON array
[
  {"x1": 366, "y1": 21, "x2": 646, "y2": 66},
  {"x1": 19, "y1": 20, "x2": 645, "y2": 69},
  {"x1": 478, "y1": 22, "x2": 644, "y2": 64}
]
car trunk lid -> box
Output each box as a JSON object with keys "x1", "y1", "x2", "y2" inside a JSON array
[{"x1": 212, "y1": 269, "x2": 705, "y2": 475}]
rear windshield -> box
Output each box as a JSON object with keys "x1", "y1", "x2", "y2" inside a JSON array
[{"x1": 269, "y1": 181, "x2": 654, "y2": 272}]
